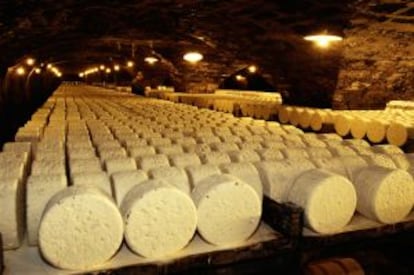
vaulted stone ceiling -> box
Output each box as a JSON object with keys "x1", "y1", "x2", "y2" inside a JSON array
[
  {"x1": 0, "y1": 0, "x2": 412, "y2": 107},
  {"x1": 0, "y1": 0, "x2": 355, "y2": 72}
]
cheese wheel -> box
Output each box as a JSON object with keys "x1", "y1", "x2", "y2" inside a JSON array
[
  {"x1": 128, "y1": 146, "x2": 156, "y2": 158},
  {"x1": 26, "y1": 174, "x2": 68, "y2": 247},
  {"x1": 169, "y1": 153, "x2": 201, "y2": 168},
  {"x1": 227, "y1": 149, "x2": 261, "y2": 163},
  {"x1": 104, "y1": 157, "x2": 137, "y2": 175},
  {"x1": 220, "y1": 162, "x2": 263, "y2": 198},
  {"x1": 186, "y1": 164, "x2": 221, "y2": 188},
  {"x1": 199, "y1": 152, "x2": 231, "y2": 165},
  {"x1": 31, "y1": 159, "x2": 66, "y2": 176},
  {"x1": 149, "y1": 166, "x2": 191, "y2": 194},
  {"x1": 281, "y1": 148, "x2": 309, "y2": 160},
  {"x1": 111, "y1": 170, "x2": 148, "y2": 206},
  {"x1": 71, "y1": 171, "x2": 112, "y2": 196},
  {"x1": 183, "y1": 144, "x2": 212, "y2": 155},
  {"x1": 312, "y1": 157, "x2": 348, "y2": 178},
  {"x1": 192, "y1": 174, "x2": 261, "y2": 245},
  {"x1": 38, "y1": 186, "x2": 123, "y2": 270},
  {"x1": 121, "y1": 180, "x2": 197, "y2": 258},
  {"x1": 340, "y1": 156, "x2": 369, "y2": 181},
  {"x1": 386, "y1": 122, "x2": 408, "y2": 147},
  {"x1": 306, "y1": 147, "x2": 333, "y2": 159},
  {"x1": 334, "y1": 114, "x2": 352, "y2": 137},
  {"x1": 366, "y1": 120, "x2": 388, "y2": 143},
  {"x1": 98, "y1": 147, "x2": 127, "y2": 160},
  {"x1": 362, "y1": 154, "x2": 397, "y2": 169},
  {"x1": 350, "y1": 116, "x2": 369, "y2": 139},
  {"x1": 0, "y1": 178, "x2": 24, "y2": 249},
  {"x1": 254, "y1": 159, "x2": 315, "y2": 202},
  {"x1": 137, "y1": 154, "x2": 170, "y2": 171},
  {"x1": 287, "y1": 169, "x2": 356, "y2": 234},
  {"x1": 155, "y1": 145, "x2": 184, "y2": 155},
  {"x1": 210, "y1": 142, "x2": 239, "y2": 152},
  {"x1": 278, "y1": 106, "x2": 293, "y2": 124},
  {"x1": 257, "y1": 148, "x2": 285, "y2": 161},
  {"x1": 371, "y1": 144, "x2": 404, "y2": 155},
  {"x1": 353, "y1": 166, "x2": 414, "y2": 223},
  {"x1": 69, "y1": 158, "x2": 102, "y2": 176}
]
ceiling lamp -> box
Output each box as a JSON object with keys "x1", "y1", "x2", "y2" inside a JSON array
[
  {"x1": 105, "y1": 68, "x2": 111, "y2": 74},
  {"x1": 16, "y1": 67, "x2": 26, "y2": 76},
  {"x1": 127, "y1": 61, "x2": 134, "y2": 68},
  {"x1": 26, "y1": 58, "x2": 35, "y2": 66},
  {"x1": 99, "y1": 65, "x2": 105, "y2": 70},
  {"x1": 247, "y1": 65, "x2": 257, "y2": 73},
  {"x1": 79, "y1": 73, "x2": 84, "y2": 78},
  {"x1": 144, "y1": 56, "x2": 158, "y2": 65},
  {"x1": 304, "y1": 33, "x2": 343, "y2": 48},
  {"x1": 235, "y1": 74, "x2": 246, "y2": 82},
  {"x1": 34, "y1": 68, "x2": 41, "y2": 74},
  {"x1": 114, "y1": 65, "x2": 120, "y2": 71},
  {"x1": 183, "y1": 52, "x2": 203, "y2": 63}
]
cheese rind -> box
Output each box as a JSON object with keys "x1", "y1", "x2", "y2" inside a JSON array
[
  {"x1": 38, "y1": 186, "x2": 124, "y2": 270},
  {"x1": 353, "y1": 166, "x2": 414, "y2": 223},
  {"x1": 192, "y1": 174, "x2": 261, "y2": 245},
  {"x1": 287, "y1": 169, "x2": 356, "y2": 234},
  {"x1": 121, "y1": 180, "x2": 197, "y2": 258}
]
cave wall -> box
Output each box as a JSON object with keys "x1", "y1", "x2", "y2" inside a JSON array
[{"x1": 333, "y1": 22, "x2": 414, "y2": 110}]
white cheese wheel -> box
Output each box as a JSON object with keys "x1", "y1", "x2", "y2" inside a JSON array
[
  {"x1": 111, "y1": 170, "x2": 148, "y2": 206},
  {"x1": 340, "y1": 155, "x2": 369, "y2": 181},
  {"x1": 306, "y1": 147, "x2": 333, "y2": 159},
  {"x1": 155, "y1": 145, "x2": 184, "y2": 155},
  {"x1": 183, "y1": 144, "x2": 212, "y2": 155},
  {"x1": 312, "y1": 157, "x2": 348, "y2": 178},
  {"x1": 185, "y1": 164, "x2": 221, "y2": 188},
  {"x1": 388, "y1": 154, "x2": 410, "y2": 170},
  {"x1": 71, "y1": 171, "x2": 112, "y2": 196},
  {"x1": 149, "y1": 166, "x2": 191, "y2": 194},
  {"x1": 353, "y1": 166, "x2": 414, "y2": 223},
  {"x1": 256, "y1": 148, "x2": 285, "y2": 161},
  {"x1": 227, "y1": 149, "x2": 261, "y2": 163},
  {"x1": 31, "y1": 159, "x2": 66, "y2": 176},
  {"x1": 26, "y1": 174, "x2": 67, "y2": 246},
  {"x1": 199, "y1": 152, "x2": 231, "y2": 165},
  {"x1": 38, "y1": 186, "x2": 123, "y2": 270},
  {"x1": 362, "y1": 154, "x2": 397, "y2": 169},
  {"x1": 220, "y1": 162, "x2": 263, "y2": 199},
  {"x1": 210, "y1": 142, "x2": 239, "y2": 152},
  {"x1": 328, "y1": 145, "x2": 358, "y2": 157},
  {"x1": 98, "y1": 147, "x2": 127, "y2": 160},
  {"x1": 121, "y1": 180, "x2": 197, "y2": 258},
  {"x1": 69, "y1": 158, "x2": 102, "y2": 176},
  {"x1": 169, "y1": 153, "x2": 201, "y2": 168},
  {"x1": 128, "y1": 146, "x2": 156, "y2": 158},
  {"x1": 287, "y1": 169, "x2": 357, "y2": 234},
  {"x1": 262, "y1": 140, "x2": 286, "y2": 150},
  {"x1": 137, "y1": 154, "x2": 170, "y2": 171},
  {"x1": 192, "y1": 174, "x2": 261, "y2": 245},
  {"x1": 0, "y1": 178, "x2": 24, "y2": 249},
  {"x1": 104, "y1": 157, "x2": 137, "y2": 175},
  {"x1": 281, "y1": 148, "x2": 309, "y2": 160},
  {"x1": 371, "y1": 144, "x2": 404, "y2": 155},
  {"x1": 254, "y1": 159, "x2": 315, "y2": 202}
]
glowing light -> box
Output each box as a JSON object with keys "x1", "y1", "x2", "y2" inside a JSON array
[
  {"x1": 105, "y1": 68, "x2": 111, "y2": 74},
  {"x1": 16, "y1": 67, "x2": 26, "y2": 76},
  {"x1": 26, "y1": 58, "x2": 35, "y2": 66},
  {"x1": 183, "y1": 52, "x2": 203, "y2": 63},
  {"x1": 235, "y1": 74, "x2": 246, "y2": 81},
  {"x1": 304, "y1": 34, "x2": 343, "y2": 48},
  {"x1": 114, "y1": 65, "x2": 120, "y2": 71},
  {"x1": 99, "y1": 65, "x2": 105, "y2": 70},
  {"x1": 127, "y1": 61, "x2": 134, "y2": 68},
  {"x1": 247, "y1": 65, "x2": 257, "y2": 73},
  {"x1": 46, "y1": 64, "x2": 52, "y2": 69},
  {"x1": 56, "y1": 72, "x2": 62, "y2": 78},
  {"x1": 34, "y1": 68, "x2": 41, "y2": 74},
  {"x1": 144, "y1": 56, "x2": 158, "y2": 65},
  {"x1": 79, "y1": 73, "x2": 84, "y2": 78}
]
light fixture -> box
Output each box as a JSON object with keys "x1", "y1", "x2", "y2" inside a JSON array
[
  {"x1": 235, "y1": 74, "x2": 246, "y2": 82},
  {"x1": 56, "y1": 72, "x2": 62, "y2": 78},
  {"x1": 144, "y1": 56, "x2": 158, "y2": 65},
  {"x1": 304, "y1": 32, "x2": 343, "y2": 48},
  {"x1": 34, "y1": 68, "x2": 41, "y2": 74},
  {"x1": 79, "y1": 73, "x2": 84, "y2": 78},
  {"x1": 26, "y1": 58, "x2": 35, "y2": 66},
  {"x1": 46, "y1": 64, "x2": 52, "y2": 69},
  {"x1": 183, "y1": 52, "x2": 203, "y2": 63},
  {"x1": 114, "y1": 65, "x2": 120, "y2": 71},
  {"x1": 105, "y1": 68, "x2": 111, "y2": 74},
  {"x1": 127, "y1": 61, "x2": 134, "y2": 68},
  {"x1": 16, "y1": 67, "x2": 26, "y2": 76},
  {"x1": 247, "y1": 65, "x2": 257, "y2": 73},
  {"x1": 99, "y1": 65, "x2": 105, "y2": 70}
]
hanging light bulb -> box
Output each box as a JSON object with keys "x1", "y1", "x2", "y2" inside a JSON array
[
  {"x1": 144, "y1": 56, "x2": 159, "y2": 65},
  {"x1": 247, "y1": 65, "x2": 257, "y2": 73},
  {"x1": 183, "y1": 52, "x2": 203, "y2": 63},
  {"x1": 114, "y1": 65, "x2": 120, "y2": 71},
  {"x1": 304, "y1": 31, "x2": 343, "y2": 48},
  {"x1": 16, "y1": 67, "x2": 26, "y2": 76},
  {"x1": 26, "y1": 58, "x2": 35, "y2": 66},
  {"x1": 34, "y1": 68, "x2": 41, "y2": 74},
  {"x1": 127, "y1": 61, "x2": 134, "y2": 68}
]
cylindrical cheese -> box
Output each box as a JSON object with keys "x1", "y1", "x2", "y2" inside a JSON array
[
  {"x1": 192, "y1": 174, "x2": 261, "y2": 245},
  {"x1": 287, "y1": 169, "x2": 356, "y2": 234},
  {"x1": 38, "y1": 186, "x2": 124, "y2": 270},
  {"x1": 353, "y1": 166, "x2": 414, "y2": 223},
  {"x1": 121, "y1": 180, "x2": 197, "y2": 258}
]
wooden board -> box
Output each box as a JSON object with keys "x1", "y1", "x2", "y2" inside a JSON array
[
  {"x1": 1, "y1": 233, "x2": 3, "y2": 275},
  {"x1": 3, "y1": 223, "x2": 294, "y2": 275}
]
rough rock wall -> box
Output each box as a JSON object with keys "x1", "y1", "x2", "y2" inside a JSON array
[{"x1": 333, "y1": 16, "x2": 414, "y2": 110}]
